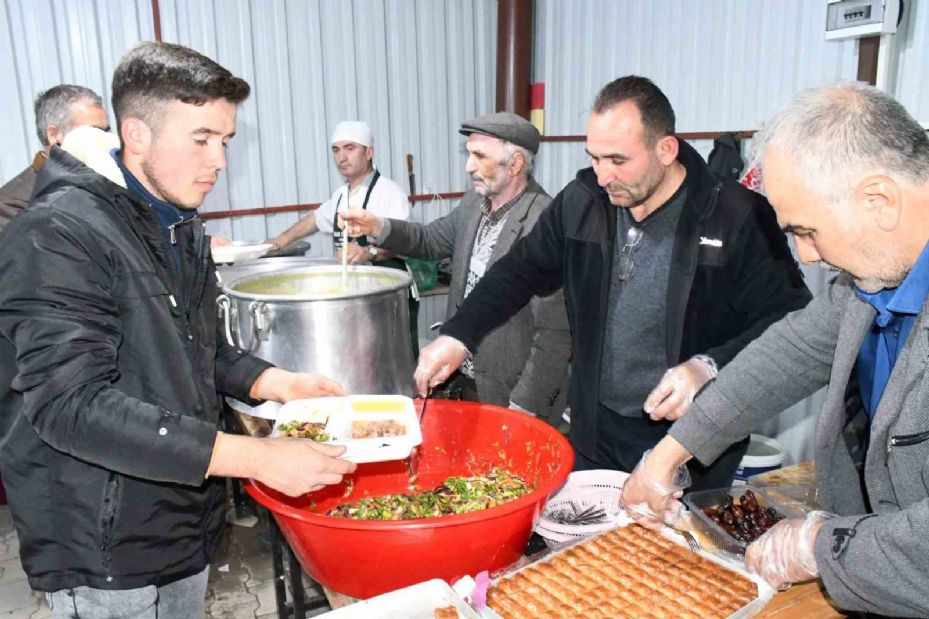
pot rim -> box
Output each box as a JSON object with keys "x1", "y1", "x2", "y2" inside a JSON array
[{"x1": 221, "y1": 264, "x2": 412, "y2": 302}]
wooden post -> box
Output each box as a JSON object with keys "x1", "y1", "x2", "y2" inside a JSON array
[{"x1": 496, "y1": 0, "x2": 533, "y2": 118}]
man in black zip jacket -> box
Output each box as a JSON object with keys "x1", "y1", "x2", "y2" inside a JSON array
[
  {"x1": 411, "y1": 76, "x2": 811, "y2": 490},
  {"x1": 0, "y1": 43, "x2": 355, "y2": 618}
]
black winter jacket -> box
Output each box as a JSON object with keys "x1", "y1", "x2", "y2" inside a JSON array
[
  {"x1": 442, "y1": 140, "x2": 812, "y2": 458},
  {"x1": 0, "y1": 148, "x2": 272, "y2": 591}
]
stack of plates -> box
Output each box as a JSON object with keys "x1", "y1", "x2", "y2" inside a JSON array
[{"x1": 534, "y1": 469, "x2": 631, "y2": 547}]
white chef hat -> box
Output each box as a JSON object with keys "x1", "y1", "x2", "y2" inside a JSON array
[{"x1": 330, "y1": 121, "x2": 373, "y2": 148}]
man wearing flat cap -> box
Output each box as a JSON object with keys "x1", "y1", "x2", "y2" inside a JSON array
[
  {"x1": 412, "y1": 77, "x2": 811, "y2": 490},
  {"x1": 342, "y1": 112, "x2": 571, "y2": 423},
  {"x1": 269, "y1": 120, "x2": 410, "y2": 263}
]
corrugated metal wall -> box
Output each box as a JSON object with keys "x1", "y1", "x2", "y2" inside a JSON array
[
  {"x1": 157, "y1": 0, "x2": 495, "y2": 255},
  {"x1": 0, "y1": 0, "x2": 153, "y2": 182},
  {"x1": 896, "y1": 0, "x2": 929, "y2": 123}
]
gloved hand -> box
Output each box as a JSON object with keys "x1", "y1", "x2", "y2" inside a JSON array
[
  {"x1": 643, "y1": 356, "x2": 717, "y2": 421},
  {"x1": 745, "y1": 510, "x2": 832, "y2": 590},
  {"x1": 414, "y1": 335, "x2": 471, "y2": 396},
  {"x1": 620, "y1": 448, "x2": 692, "y2": 530}
]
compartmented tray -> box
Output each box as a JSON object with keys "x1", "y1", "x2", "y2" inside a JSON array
[
  {"x1": 273, "y1": 395, "x2": 422, "y2": 464},
  {"x1": 318, "y1": 578, "x2": 479, "y2": 618},
  {"x1": 483, "y1": 523, "x2": 774, "y2": 619},
  {"x1": 682, "y1": 486, "x2": 790, "y2": 558}
]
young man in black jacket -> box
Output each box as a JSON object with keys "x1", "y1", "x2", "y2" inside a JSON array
[
  {"x1": 411, "y1": 76, "x2": 811, "y2": 489},
  {"x1": 0, "y1": 42, "x2": 355, "y2": 618}
]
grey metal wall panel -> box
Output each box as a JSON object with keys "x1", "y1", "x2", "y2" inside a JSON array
[
  {"x1": 0, "y1": 0, "x2": 151, "y2": 180},
  {"x1": 534, "y1": 0, "x2": 859, "y2": 138},
  {"x1": 155, "y1": 0, "x2": 496, "y2": 259},
  {"x1": 896, "y1": 0, "x2": 929, "y2": 123}
]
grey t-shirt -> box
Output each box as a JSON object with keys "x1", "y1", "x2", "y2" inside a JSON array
[{"x1": 599, "y1": 185, "x2": 687, "y2": 417}]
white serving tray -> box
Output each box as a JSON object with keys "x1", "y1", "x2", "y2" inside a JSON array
[
  {"x1": 211, "y1": 242, "x2": 273, "y2": 264},
  {"x1": 318, "y1": 579, "x2": 479, "y2": 618},
  {"x1": 483, "y1": 522, "x2": 776, "y2": 619},
  {"x1": 225, "y1": 397, "x2": 280, "y2": 420},
  {"x1": 273, "y1": 395, "x2": 422, "y2": 464}
]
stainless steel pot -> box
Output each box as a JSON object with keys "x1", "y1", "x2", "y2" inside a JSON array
[
  {"x1": 217, "y1": 265, "x2": 415, "y2": 396},
  {"x1": 217, "y1": 256, "x2": 337, "y2": 288}
]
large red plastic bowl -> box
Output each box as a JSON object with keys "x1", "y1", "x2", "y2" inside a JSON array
[{"x1": 244, "y1": 400, "x2": 573, "y2": 598}]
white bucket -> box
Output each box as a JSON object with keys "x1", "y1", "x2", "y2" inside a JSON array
[{"x1": 733, "y1": 434, "x2": 785, "y2": 485}]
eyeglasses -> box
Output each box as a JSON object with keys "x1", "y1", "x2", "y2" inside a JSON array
[{"x1": 618, "y1": 226, "x2": 643, "y2": 281}]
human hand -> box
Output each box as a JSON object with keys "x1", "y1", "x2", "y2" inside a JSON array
[
  {"x1": 643, "y1": 356, "x2": 717, "y2": 421},
  {"x1": 339, "y1": 207, "x2": 384, "y2": 238},
  {"x1": 413, "y1": 335, "x2": 470, "y2": 396},
  {"x1": 620, "y1": 443, "x2": 692, "y2": 529},
  {"x1": 208, "y1": 433, "x2": 357, "y2": 497},
  {"x1": 210, "y1": 235, "x2": 232, "y2": 248},
  {"x1": 340, "y1": 242, "x2": 370, "y2": 265},
  {"x1": 745, "y1": 511, "x2": 831, "y2": 590},
  {"x1": 250, "y1": 368, "x2": 347, "y2": 403},
  {"x1": 253, "y1": 437, "x2": 356, "y2": 496}
]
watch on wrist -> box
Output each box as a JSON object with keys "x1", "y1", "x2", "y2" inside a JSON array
[{"x1": 367, "y1": 246, "x2": 378, "y2": 261}]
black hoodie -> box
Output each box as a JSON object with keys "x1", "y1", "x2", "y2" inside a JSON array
[
  {"x1": 441, "y1": 140, "x2": 811, "y2": 459},
  {"x1": 0, "y1": 146, "x2": 271, "y2": 591}
]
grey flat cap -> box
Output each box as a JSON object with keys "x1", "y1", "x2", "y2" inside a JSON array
[{"x1": 459, "y1": 111, "x2": 540, "y2": 154}]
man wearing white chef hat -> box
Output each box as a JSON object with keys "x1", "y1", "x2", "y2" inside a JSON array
[{"x1": 268, "y1": 119, "x2": 410, "y2": 264}]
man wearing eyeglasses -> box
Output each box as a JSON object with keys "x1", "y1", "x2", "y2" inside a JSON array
[{"x1": 413, "y1": 76, "x2": 811, "y2": 490}]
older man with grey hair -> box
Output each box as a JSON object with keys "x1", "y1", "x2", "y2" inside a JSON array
[
  {"x1": 342, "y1": 112, "x2": 571, "y2": 422},
  {"x1": 0, "y1": 85, "x2": 109, "y2": 231},
  {"x1": 621, "y1": 83, "x2": 929, "y2": 617}
]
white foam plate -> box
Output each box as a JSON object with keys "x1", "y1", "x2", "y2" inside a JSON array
[
  {"x1": 318, "y1": 579, "x2": 479, "y2": 618},
  {"x1": 225, "y1": 397, "x2": 280, "y2": 420},
  {"x1": 211, "y1": 242, "x2": 273, "y2": 264},
  {"x1": 273, "y1": 395, "x2": 422, "y2": 464}
]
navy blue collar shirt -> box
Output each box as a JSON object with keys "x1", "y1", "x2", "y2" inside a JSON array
[{"x1": 856, "y1": 239, "x2": 929, "y2": 419}]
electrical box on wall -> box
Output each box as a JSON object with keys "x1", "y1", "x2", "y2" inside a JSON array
[{"x1": 825, "y1": 0, "x2": 900, "y2": 40}]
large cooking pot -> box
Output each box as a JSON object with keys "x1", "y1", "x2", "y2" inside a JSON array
[
  {"x1": 218, "y1": 265, "x2": 415, "y2": 396},
  {"x1": 216, "y1": 256, "x2": 336, "y2": 287}
]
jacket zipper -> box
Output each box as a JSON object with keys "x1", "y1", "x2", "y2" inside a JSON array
[
  {"x1": 885, "y1": 429, "x2": 929, "y2": 464},
  {"x1": 99, "y1": 473, "x2": 120, "y2": 573}
]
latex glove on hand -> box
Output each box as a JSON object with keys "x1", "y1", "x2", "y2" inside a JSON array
[
  {"x1": 745, "y1": 511, "x2": 831, "y2": 590},
  {"x1": 339, "y1": 207, "x2": 385, "y2": 239},
  {"x1": 341, "y1": 242, "x2": 370, "y2": 265},
  {"x1": 414, "y1": 335, "x2": 471, "y2": 396},
  {"x1": 620, "y1": 448, "x2": 692, "y2": 530},
  {"x1": 210, "y1": 235, "x2": 232, "y2": 248},
  {"x1": 643, "y1": 355, "x2": 718, "y2": 421}
]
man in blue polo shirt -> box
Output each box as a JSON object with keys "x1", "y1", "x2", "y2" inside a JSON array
[
  {"x1": 855, "y1": 249, "x2": 929, "y2": 418},
  {"x1": 621, "y1": 83, "x2": 929, "y2": 617}
]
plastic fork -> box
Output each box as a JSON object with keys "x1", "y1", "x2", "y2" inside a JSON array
[
  {"x1": 627, "y1": 502, "x2": 700, "y2": 554},
  {"x1": 407, "y1": 388, "x2": 431, "y2": 479},
  {"x1": 665, "y1": 520, "x2": 701, "y2": 554}
]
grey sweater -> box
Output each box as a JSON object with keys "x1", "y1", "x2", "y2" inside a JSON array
[{"x1": 671, "y1": 272, "x2": 929, "y2": 617}]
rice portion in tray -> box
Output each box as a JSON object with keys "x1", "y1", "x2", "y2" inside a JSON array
[{"x1": 486, "y1": 525, "x2": 757, "y2": 619}]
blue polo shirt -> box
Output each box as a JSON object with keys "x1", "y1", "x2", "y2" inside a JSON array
[{"x1": 856, "y1": 241, "x2": 929, "y2": 419}]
